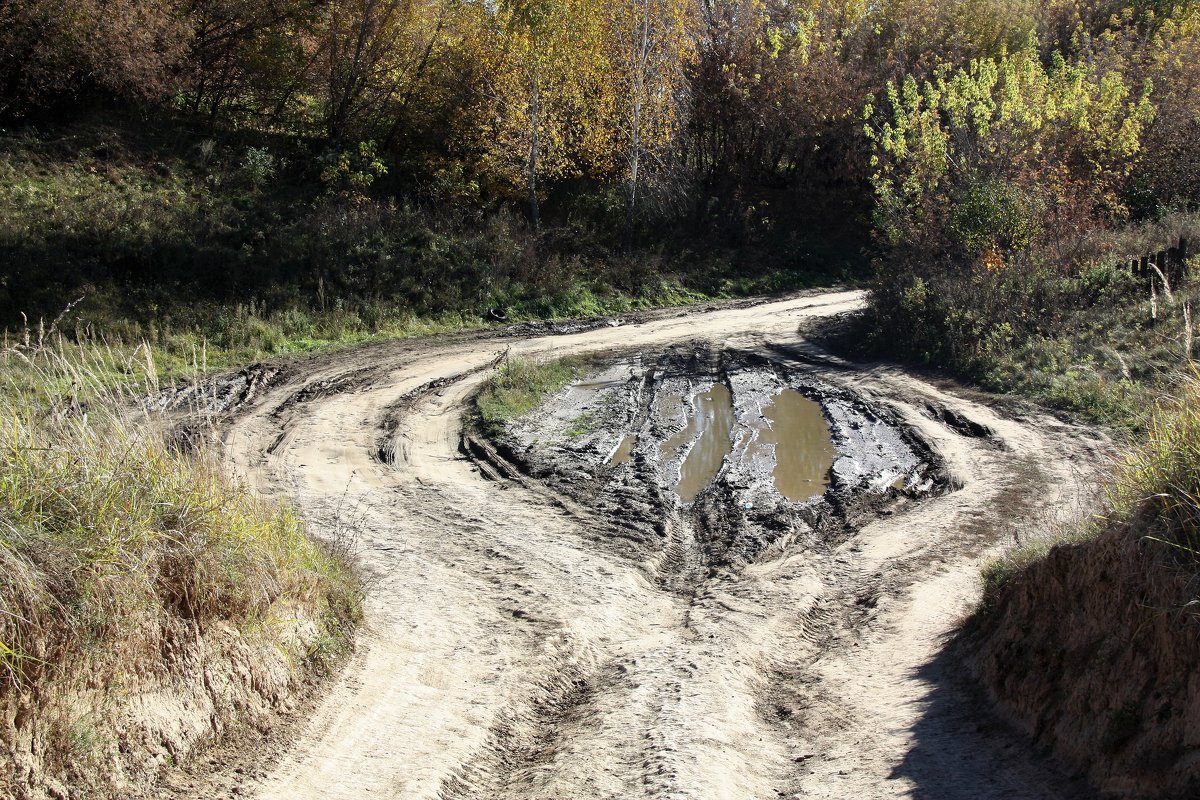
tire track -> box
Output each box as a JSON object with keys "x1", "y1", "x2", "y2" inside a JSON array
[{"x1": 200, "y1": 290, "x2": 1105, "y2": 799}]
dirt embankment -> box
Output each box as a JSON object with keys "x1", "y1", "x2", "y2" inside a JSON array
[
  {"x1": 1, "y1": 611, "x2": 334, "y2": 800},
  {"x1": 967, "y1": 511, "x2": 1200, "y2": 799}
]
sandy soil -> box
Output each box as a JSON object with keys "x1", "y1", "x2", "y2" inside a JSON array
[{"x1": 197, "y1": 290, "x2": 1109, "y2": 799}]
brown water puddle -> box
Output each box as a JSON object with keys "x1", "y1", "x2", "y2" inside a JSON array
[
  {"x1": 756, "y1": 389, "x2": 835, "y2": 501},
  {"x1": 660, "y1": 383, "x2": 735, "y2": 503},
  {"x1": 610, "y1": 434, "x2": 636, "y2": 466}
]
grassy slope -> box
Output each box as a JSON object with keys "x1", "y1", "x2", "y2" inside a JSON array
[
  {"x1": 966, "y1": 374, "x2": 1200, "y2": 798},
  {"x1": 0, "y1": 341, "x2": 360, "y2": 797},
  {"x1": 910, "y1": 238, "x2": 1200, "y2": 795},
  {"x1": 0, "y1": 114, "x2": 863, "y2": 388},
  {"x1": 844, "y1": 214, "x2": 1200, "y2": 794},
  {"x1": 975, "y1": 274, "x2": 1200, "y2": 429}
]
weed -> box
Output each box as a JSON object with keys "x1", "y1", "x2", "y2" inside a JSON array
[
  {"x1": 0, "y1": 332, "x2": 360, "y2": 765},
  {"x1": 1108, "y1": 369, "x2": 1200, "y2": 552},
  {"x1": 475, "y1": 356, "x2": 591, "y2": 435},
  {"x1": 565, "y1": 411, "x2": 598, "y2": 438}
]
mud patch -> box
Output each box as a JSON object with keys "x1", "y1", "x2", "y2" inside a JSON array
[
  {"x1": 486, "y1": 347, "x2": 943, "y2": 572},
  {"x1": 609, "y1": 434, "x2": 636, "y2": 466},
  {"x1": 748, "y1": 389, "x2": 835, "y2": 502},
  {"x1": 662, "y1": 382, "x2": 735, "y2": 503}
]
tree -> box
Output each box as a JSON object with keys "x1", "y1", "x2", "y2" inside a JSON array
[
  {"x1": 475, "y1": 0, "x2": 611, "y2": 227},
  {"x1": 684, "y1": 0, "x2": 875, "y2": 237},
  {"x1": 605, "y1": 0, "x2": 694, "y2": 241},
  {"x1": 865, "y1": 44, "x2": 1155, "y2": 259},
  {"x1": 182, "y1": 0, "x2": 323, "y2": 125},
  {"x1": 0, "y1": 0, "x2": 190, "y2": 116}
]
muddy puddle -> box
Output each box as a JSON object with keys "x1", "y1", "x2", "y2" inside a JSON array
[
  {"x1": 502, "y1": 352, "x2": 933, "y2": 541},
  {"x1": 609, "y1": 434, "x2": 636, "y2": 466},
  {"x1": 751, "y1": 389, "x2": 836, "y2": 502},
  {"x1": 658, "y1": 384, "x2": 836, "y2": 504},
  {"x1": 660, "y1": 384, "x2": 735, "y2": 503}
]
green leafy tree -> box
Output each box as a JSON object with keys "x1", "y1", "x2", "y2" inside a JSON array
[{"x1": 865, "y1": 44, "x2": 1154, "y2": 258}]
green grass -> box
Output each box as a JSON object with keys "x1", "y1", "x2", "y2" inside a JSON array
[
  {"x1": 1107, "y1": 368, "x2": 1200, "y2": 550},
  {"x1": 565, "y1": 411, "x2": 598, "y2": 438},
  {"x1": 972, "y1": 274, "x2": 1200, "y2": 429},
  {"x1": 0, "y1": 115, "x2": 859, "y2": 385},
  {"x1": 861, "y1": 212, "x2": 1200, "y2": 430},
  {"x1": 0, "y1": 275, "x2": 725, "y2": 394},
  {"x1": 475, "y1": 356, "x2": 592, "y2": 435}
]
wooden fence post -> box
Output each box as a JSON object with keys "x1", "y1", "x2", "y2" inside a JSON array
[{"x1": 1116, "y1": 236, "x2": 1191, "y2": 283}]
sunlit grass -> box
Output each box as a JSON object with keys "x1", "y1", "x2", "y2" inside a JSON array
[
  {"x1": 475, "y1": 356, "x2": 592, "y2": 435},
  {"x1": 981, "y1": 369, "x2": 1200, "y2": 600},
  {"x1": 0, "y1": 336, "x2": 359, "y2": 693}
]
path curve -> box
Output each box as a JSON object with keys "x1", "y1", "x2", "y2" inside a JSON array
[{"x1": 211, "y1": 290, "x2": 1107, "y2": 799}]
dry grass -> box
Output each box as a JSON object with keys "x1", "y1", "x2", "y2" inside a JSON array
[
  {"x1": 0, "y1": 332, "x2": 359, "y2": 790},
  {"x1": 1108, "y1": 369, "x2": 1200, "y2": 558},
  {"x1": 982, "y1": 369, "x2": 1200, "y2": 603}
]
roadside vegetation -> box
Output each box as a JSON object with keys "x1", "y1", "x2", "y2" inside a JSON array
[
  {"x1": 0, "y1": 337, "x2": 360, "y2": 797},
  {"x1": 966, "y1": 370, "x2": 1200, "y2": 797},
  {"x1": 475, "y1": 356, "x2": 592, "y2": 436},
  {"x1": 0, "y1": 121, "x2": 784, "y2": 380},
  {"x1": 983, "y1": 367, "x2": 1200, "y2": 599},
  {"x1": 856, "y1": 13, "x2": 1200, "y2": 428}
]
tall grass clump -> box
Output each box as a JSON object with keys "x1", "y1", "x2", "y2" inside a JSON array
[
  {"x1": 981, "y1": 369, "x2": 1200, "y2": 604},
  {"x1": 1108, "y1": 370, "x2": 1200, "y2": 557},
  {"x1": 0, "y1": 334, "x2": 359, "y2": 791}
]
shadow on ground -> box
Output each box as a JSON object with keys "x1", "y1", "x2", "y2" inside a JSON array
[{"x1": 888, "y1": 632, "x2": 1091, "y2": 800}]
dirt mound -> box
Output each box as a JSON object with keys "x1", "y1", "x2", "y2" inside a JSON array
[
  {"x1": 968, "y1": 512, "x2": 1200, "y2": 799},
  {"x1": 0, "y1": 608, "x2": 334, "y2": 800}
]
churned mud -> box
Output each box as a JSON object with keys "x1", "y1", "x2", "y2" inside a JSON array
[
  {"x1": 165, "y1": 289, "x2": 1112, "y2": 800},
  {"x1": 497, "y1": 349, "x2": 943, "y2": 578}
]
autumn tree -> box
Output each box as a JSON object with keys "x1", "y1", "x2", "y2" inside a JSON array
[
  {"x1": 864, "y1": 44, "x2": 1155, "y2": 368},
  {"x1": 866, "y1": 44, "x2": 1154, "y2": 258},
  {"x1": 181, "y1": 0, "x2": 324, "y2": 125},
  {"x1": 473, "y1": 0, "x2": 612, "y2": 226},
  {"x1": 0, "y1": 0, "x2": 190, "y2": 116},
  {"x1": 604, "y1": 0, "x2": 694, "y2": 239},
  {"x1": 1121, "y1": 6, "x2": 1200, "y2": 212},
  {"x1": 684, "y1": 0, "x2": 876, "y2": 238}
]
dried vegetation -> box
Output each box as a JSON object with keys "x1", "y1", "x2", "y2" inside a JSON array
[{"x1": 0, "y1": 331, "x2": 360, "y2": 798}]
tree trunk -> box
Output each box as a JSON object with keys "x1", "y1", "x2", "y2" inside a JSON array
[{"x1": 527, "y1": 76, "x2": 541, "y2": 229}]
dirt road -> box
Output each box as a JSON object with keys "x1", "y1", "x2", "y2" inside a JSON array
[{"x1": 212, "y1": 290, "x2": 1107, "y2": 799}]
